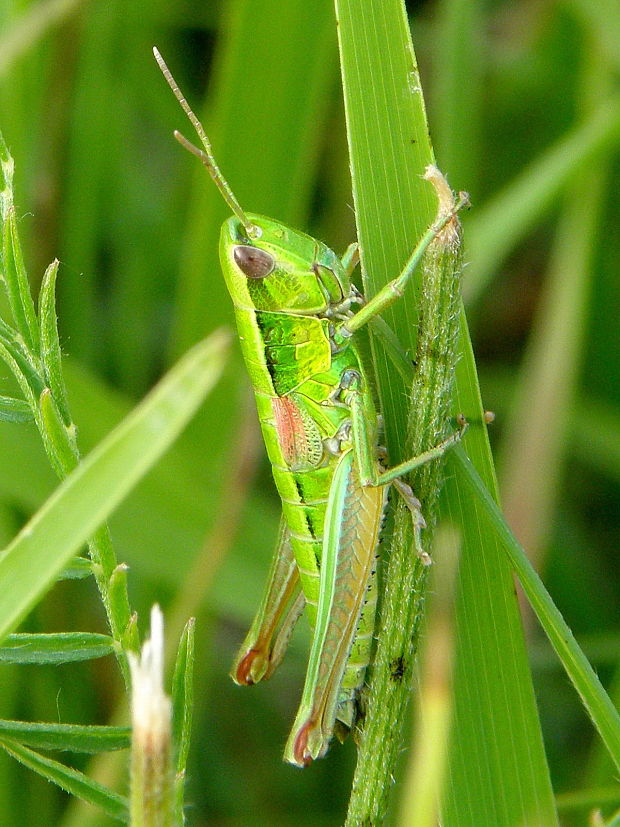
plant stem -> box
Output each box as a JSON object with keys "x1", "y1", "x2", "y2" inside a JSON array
[
  {"x1": 346, "y1": 172, "x2": 464, "y2": 826},
  {"x1": 0, "y1": 132, "x2": 134, "y2": 686}
]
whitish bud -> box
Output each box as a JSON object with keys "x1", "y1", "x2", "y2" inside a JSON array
[{"x1": 129, "y1": 605, "x2": 174, "y2": 826}]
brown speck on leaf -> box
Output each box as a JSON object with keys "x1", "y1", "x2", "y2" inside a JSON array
[{"x1": 390, "y1": 656, "x2": 407, "y2": 682}]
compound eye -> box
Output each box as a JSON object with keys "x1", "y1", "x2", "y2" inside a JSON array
[{"x1": 233, "y1": 245, "x2": 275, "y2": 279}]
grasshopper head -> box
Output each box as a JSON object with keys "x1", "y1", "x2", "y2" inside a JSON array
[
  {"x1": 220, "y1": 215, "x2": 350, "y2": 314},
  {"x1": 153, "y1": 49, "x2": 349, "y2": 315}
]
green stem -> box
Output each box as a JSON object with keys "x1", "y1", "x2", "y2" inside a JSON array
[
  {"x1": 0, "y1": 135, "x2": 134, "y2": 688},
  {"x1": 346, "y1": 173, "x2": 464, "y2": 826}
]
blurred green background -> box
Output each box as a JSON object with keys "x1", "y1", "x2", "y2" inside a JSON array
[{"x1": 1, "y1": 0, "x2": 619, "y2": 824}]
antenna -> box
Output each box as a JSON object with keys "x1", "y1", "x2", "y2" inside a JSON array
[{"x1": 153, "y1": 47, "x2": 258, "y2": 238}]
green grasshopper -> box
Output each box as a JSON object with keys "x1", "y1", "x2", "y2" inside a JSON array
[{"x1": 154, "y1": 48, "x2": 467, "y2": 767}]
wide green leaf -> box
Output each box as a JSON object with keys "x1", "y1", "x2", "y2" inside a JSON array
[{"x1": 335, "y1": 1, "x2": 557, "y2": 823}]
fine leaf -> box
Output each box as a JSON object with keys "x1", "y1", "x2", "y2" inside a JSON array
[
  {"x1": 0, "y1": 324, "x2": 43, "y2": 405},
  {"x1": 0, "y1": 330, "x2": 229, "y2": 643},
  {"x1": 0, "y1": 394, "x2": 32, "y2": 423},
  {"x1": 172, "y1": 617, "x2": 195, "y2": 821},
  {"x1": 38, "y1": 387, "x2": 79, "y2": 477},
  {"x1": 38, "y1": 258, "x2": 71, "y2": 426},
  {"x1": 0, "y1": 740, "x2": 128, "y2": 822},
  {"x1": 0, "y1": 719, "x2": 130, "y2": 753},
  {"x1": 0, "y1": 632, "x2": 115, "y2": 664},
  {"x1": 2, "y1": 207, "x2": 40, "y2": 353},
  {"x1": 57, "y1": 556, "x2": 93, "y2": 580}
]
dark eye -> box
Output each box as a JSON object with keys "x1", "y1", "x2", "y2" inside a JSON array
[{"x1": 234, "y1": 245, "x2": 275, "y2": 279}]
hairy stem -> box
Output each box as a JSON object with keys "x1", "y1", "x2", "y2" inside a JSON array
[{"x1": 346, "y1": 172, "x2": 464, "y2": 826}]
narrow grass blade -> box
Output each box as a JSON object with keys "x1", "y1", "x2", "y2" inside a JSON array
[
  {"x1": 2, "y1": 208, "x2": 39, "y2": 353},
  {"x1": 453, "y1": 446, "x2": 620, "y2": 773},
  {"x1": 0, "y1": 395, "x2": 32, "y2": 423},
  {"x1": 0, "y1": 740, "x2": 128, "y2": 822},
  {"x1": 38, "y1": 258, "x2": 71, "y2": 425},
  {"x1": 0, "y1": 632, "x2": 114, "y2": 664},
  {"x1": 171, "y1": 617, "x2": 195, "y2": 822},
  {"x1": 0, "y1": 720, "x2": 130, "y2": 753},
  {"x1": 0, "y1": 331, "x2": 229, "y2": 643}
]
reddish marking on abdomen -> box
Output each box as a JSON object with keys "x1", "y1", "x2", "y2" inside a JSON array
[{"x1": 272, "y1": 396, "x2": 307, "y2": 467}]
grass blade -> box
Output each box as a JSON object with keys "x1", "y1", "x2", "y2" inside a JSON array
[
  {"x1": 0, "y1": 395, "x2": 32, "y2": 423},
  {"x1": 453, "y1": 447, "x2": 620, "y2": 773},
  {"x1": 0, "y1": 331, "x2": 229, "y2": 643},
  {"x1": 0, "y1": 720, "x2": 130, "y2": 753},
  {"x1": 335, "y1": 1, "x2": 557, "y2": 823},
  {"x1": 171, "y1": 617, "x2": 195, "y2": 822},
  {"x1": 0, "y1": 632, "x2": 114, "y2": 664},
  {"x1": 0, "y1": 740, "x2": 128, "y2": 822}
]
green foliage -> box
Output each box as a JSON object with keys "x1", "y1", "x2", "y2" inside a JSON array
[
  {"x1": 171, "y1": 619, "x2": 195, "y2": 823},
  {"x1": 336, "y1": 4, "x2": 556, "y2": 824},
  {"x1": 0, "y1": 720, "x2": 130, "y2": 753},
  {"x1": 1, "y1": 0, "x2": 619, "y2": 825},
  {"x1": 0, "y1": 632, "x2": 115, "y2": 664},
  {"x1": 0, "y1": 741, "x2": 129, "y2": 822},
  {"x1": 0, "y1": 328, "x2": 229, "y2": 643},
  {"x1": 0, "y1": 120, "x2": 228, "y2": 821}
]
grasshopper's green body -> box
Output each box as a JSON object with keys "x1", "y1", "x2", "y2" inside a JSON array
[
  {"x1": 155, "y1": 48, "x2": 466, "y2": 767},
  {"x1": 221, "y1": 215, "x2": 388, "y2": 759}
]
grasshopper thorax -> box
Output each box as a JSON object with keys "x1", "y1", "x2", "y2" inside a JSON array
[{"x1": 220, "y1": 215, "x2": 350, "y2": 315}]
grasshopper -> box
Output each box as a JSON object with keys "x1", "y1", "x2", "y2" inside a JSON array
[{"x1": 154, "y1": 48, "x2": 467, "y2": 767}]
